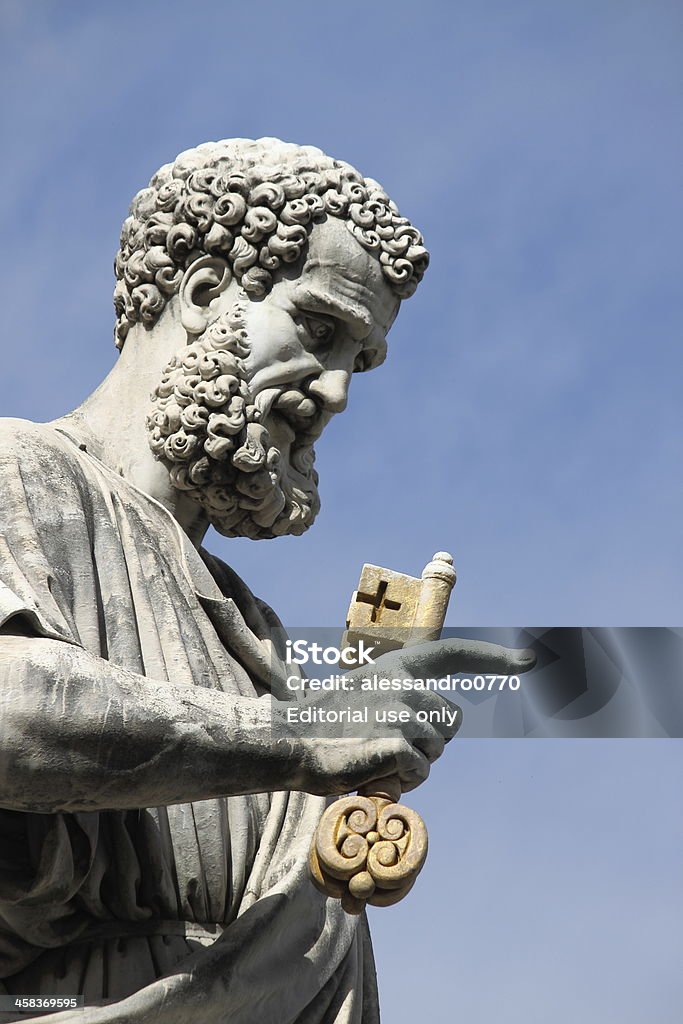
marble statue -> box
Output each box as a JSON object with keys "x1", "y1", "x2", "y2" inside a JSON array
[{"x1": 0, "y1": 138, "x2": 534, "y2": 1023}]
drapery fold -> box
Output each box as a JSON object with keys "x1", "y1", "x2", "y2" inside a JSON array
[{"x1": 0, "y1": 419, "x2": 377, "y2": 1023}]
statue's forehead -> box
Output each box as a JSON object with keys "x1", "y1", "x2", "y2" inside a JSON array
[{"x1": 295, "y1": 218, "x2": 400, "y2": 337}]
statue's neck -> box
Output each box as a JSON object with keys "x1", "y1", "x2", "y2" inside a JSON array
[{"x1": 54, "y1": 358, "x2": 211, "y2": 548}]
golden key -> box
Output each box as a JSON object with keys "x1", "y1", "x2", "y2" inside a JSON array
[{"x1": 309, "y1": 552, "x2": 456, "y2": 914}]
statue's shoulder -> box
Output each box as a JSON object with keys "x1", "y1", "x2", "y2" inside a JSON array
[
  {"x1": 0, "y1": 418, "x2": 84, "y2": 480},
  {"x1": 0, "y1": 416, "x2": 42, "y2": 446}
]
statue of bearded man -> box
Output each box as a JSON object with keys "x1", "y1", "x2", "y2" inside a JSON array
[{"x1": 0, "y1": 138, "x2": 532, "y2": 1023}]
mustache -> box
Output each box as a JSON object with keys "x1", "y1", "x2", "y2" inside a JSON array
[{"x1": 253, "y1": 383, "x2": 330, "y2": 444}]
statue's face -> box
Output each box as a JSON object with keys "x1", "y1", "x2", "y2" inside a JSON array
[
  {"x1": 243, "y1": 215, "x2": 397, "y2": 396},
  {"x1": 147, "y1": 217, "x2": 400, "y2": 539}
]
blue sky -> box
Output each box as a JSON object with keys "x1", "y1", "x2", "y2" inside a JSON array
[{"x1": 1, "y1": 1, "x2": 681, "y2": 1020}]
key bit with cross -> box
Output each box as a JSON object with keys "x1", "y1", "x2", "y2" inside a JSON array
[{"x1": 342, "y1": 551, "x2": 456, "y2": 658}]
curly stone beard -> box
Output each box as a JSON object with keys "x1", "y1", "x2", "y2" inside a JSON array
[{"x1": 146, "y1": 299, "x2": 323, "y2": 539}]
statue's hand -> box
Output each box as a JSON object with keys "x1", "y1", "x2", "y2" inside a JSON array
[{"x1": 286, "y1": 639, "x2": 536, "y2": 797}]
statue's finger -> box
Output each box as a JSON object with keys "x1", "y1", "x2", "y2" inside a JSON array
[
  {"x1": 397, "y1": 688, "x2": 462, "y2": 740},
  {"x1": 398, "y1": 639, "x2": 536, "y2": 679},
  {"x1": 393, "y1": 741, "x2": 431, "y2": 787}
]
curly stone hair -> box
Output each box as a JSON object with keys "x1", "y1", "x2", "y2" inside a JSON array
[{"x1": 113, "y1": 138, "x2": 429, "y2": 349}]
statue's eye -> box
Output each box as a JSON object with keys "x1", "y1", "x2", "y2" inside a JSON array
[{"x1": 302, "y1": 315, "x2": 336, "y2": 346}]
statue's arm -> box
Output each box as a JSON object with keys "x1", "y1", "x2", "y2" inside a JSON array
[
  {"x1": 0, "y1": 626, "x2": 478, "y2": 813},
  {"x1": 0, "y1": 628, "x2": 301, "y2": 813}
]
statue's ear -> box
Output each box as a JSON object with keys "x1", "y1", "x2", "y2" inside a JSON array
[{"x1": 179, "y1": 255, "x2": 232, "y2": 335}]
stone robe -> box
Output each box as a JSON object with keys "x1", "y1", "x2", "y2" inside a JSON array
[{"x1": 0, "y1": 419, "x2": 379, "y2": 1023}]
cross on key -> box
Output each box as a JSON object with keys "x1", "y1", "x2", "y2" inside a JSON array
[{"x1": 355, "y1": 578, "x2": 402, "y2": 623}]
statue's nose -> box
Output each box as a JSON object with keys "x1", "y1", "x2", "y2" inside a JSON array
[{"x1": 305, "y1": 370, "x2": 350, "y2": 413}]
